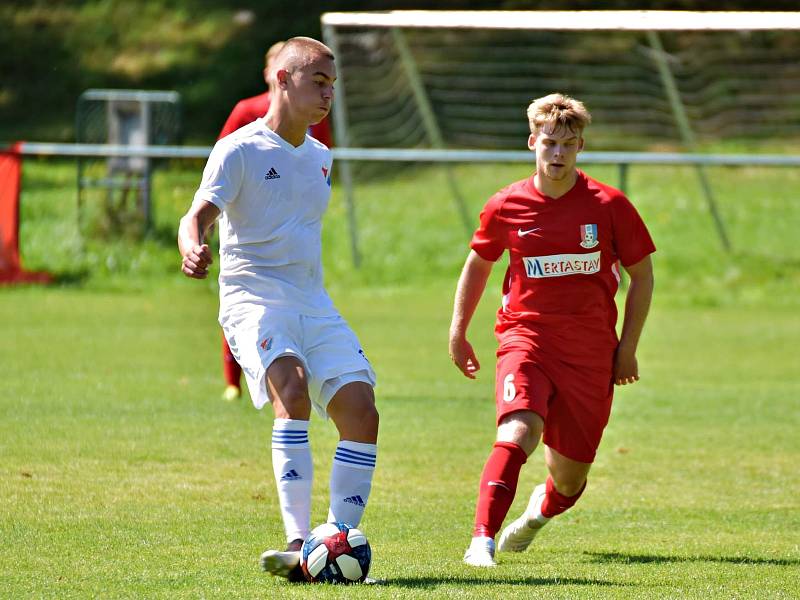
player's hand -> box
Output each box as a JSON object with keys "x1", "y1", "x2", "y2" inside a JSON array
[
  {"x1": 614, "y1": 345, "x2": 639, "y2": 385},
  {"x1": 449, "y1": 335, "x2": 481, "y2": 379},
  {"x1": 181, "y1": 243, "x2": 213, "y2": 279}
]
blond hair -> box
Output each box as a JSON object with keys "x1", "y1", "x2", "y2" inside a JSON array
[
  {"x1": 527, "y1": 93, "x2": 591, "y2": 135},
  {"x1": 274, "y1": 36, "x2": 334, "y2": 72},
  {"x1": 264, "y1": 41, "x2": 285, "y2": 69}
]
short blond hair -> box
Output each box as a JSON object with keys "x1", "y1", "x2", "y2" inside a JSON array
[
  {"x1": 527, "y1": 93, "x2": 591, "y2": 135},
  {"x1": 264, "y1": 41, "x2": 285, "y2": 69},
  {"x1": 274, "y1": 36, "x2": 334, "y2": 72}
]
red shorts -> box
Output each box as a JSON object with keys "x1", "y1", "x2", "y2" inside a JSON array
[{"x1": 495, "y1": 340, "x2": 614, "y2": 463}]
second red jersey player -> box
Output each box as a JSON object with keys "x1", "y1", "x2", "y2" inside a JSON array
[
  {"x1": 474, "y1": 171, "x2": 653, "y2": 366},
  {"x1": 450, "y1": 93, "x2": 655, "y2": 567},
  {"x1": 219, "y1": 91, "x2": 332, "y2": 146}
]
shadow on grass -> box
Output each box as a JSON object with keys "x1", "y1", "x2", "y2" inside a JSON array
[
  {"x1": 586, "y1": 551, "x2": 798, "y2": 567},
  {"x1": 52, "y1": 269, "x2": 91, "y2": 286},
  {"x1": 382, "y1": 575, "x2": 625, "y2": 589}
]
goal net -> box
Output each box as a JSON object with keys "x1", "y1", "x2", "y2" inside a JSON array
[
  {"x1": 318, "y1": 10, "x2": 800, "y2": 262},
  {"x1": 322, "y1": 10, "x2": 800, "y2": 152},
  {"x1": 76, "y1": 89, "x2": 182, "y2": 234}
]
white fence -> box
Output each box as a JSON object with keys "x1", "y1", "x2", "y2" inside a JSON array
[
  {"x1": 17, "y1": 142, "x2": 800, "y2": 264},
  {"x1": 19, "y1": 142, "x2": 800, "y2": 166}
]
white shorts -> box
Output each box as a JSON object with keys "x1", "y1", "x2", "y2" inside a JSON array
[{"x1": 222, "y1": 306, "x2": 376, "y2": 418}]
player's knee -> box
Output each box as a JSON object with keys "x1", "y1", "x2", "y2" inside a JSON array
[
  {"x1": 273, "y1": 382, "x2": 311, "y2": 418},
  {"x1": 329, "y1": 387, "x2": 378, "y2": 441},
  {"x1": 552, "y1": 476, "x2": 586, "y2": 498},
  {"x1": 497, "y1": 412, "x2": 541, "y2": 455},
  {"x1": 360, "y1": 402, "x2": 379, "y2": 436},
  {"x1": 346, "y1": 391, "x2": 379, "y2": 436}
]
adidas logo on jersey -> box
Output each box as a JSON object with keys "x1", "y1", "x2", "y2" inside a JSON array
[
  {"x1": 280, "y1": 469, "x2": 302, "y2": 481},
  {"x1": 343, "y1": 494, "x2": 366, "y2": 507},
  {"x1": 264, "y1": 167, "x2": 280, "y2": 180}
]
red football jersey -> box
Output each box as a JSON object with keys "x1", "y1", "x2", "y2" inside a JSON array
[
  {"x1": 217, "y1": 91, "x2": 333, "y2": 147},
  {"x1": 471, "y1": 170, "x2": 655, "y2": 366}
]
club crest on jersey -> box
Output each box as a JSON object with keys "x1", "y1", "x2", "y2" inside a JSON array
[{"x1": 579, "y1": 224, "x2": 599, "y2": 248}]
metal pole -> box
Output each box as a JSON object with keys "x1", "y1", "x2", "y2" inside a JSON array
[
  {"x1": 390, "y1": 27, "x2": 473, "y2": 236},
  {"x1": 646, "y1": 30, "x2": 731, "y2": 252},
  {"x1": 142, "y1": 99, "x2": 152, "y2": 233},
  {"x1": 322, "y1": 23, "x2": 361, "y2": 267},
  {"x1": 75, "y1": 93, "x2": 86, "y2": 235},
  {"x1": 618, "y1": 163, "x2": 629, "y2": 195}
]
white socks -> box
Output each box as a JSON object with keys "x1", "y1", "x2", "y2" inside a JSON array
[
  {"x1": 271, "y1": 419, "x2": 313, "y2": 543},
  {"x1": 272, "y1": 422, "x2": 377, "y2": 539},
  {"x1": 327, "y1": 440, "x2": 377, "y2": 528}
]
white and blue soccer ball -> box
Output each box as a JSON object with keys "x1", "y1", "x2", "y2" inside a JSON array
[{"x1": 300, "y1": 522, "x2": 371, "y2": 584}]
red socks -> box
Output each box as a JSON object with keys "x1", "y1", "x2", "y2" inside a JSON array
[
  {"x1": 472, "y1": 445, "x2": 588, "y2": 537},
  {"x1": 222, "y1": 334, "x2": 242, "y2": 388},
  {"x1": 540, "y1": 474, "x2": 586, "y2": 518},
  {"x1": 473, "y1": 441, "x2": 528, "y2": 538}
]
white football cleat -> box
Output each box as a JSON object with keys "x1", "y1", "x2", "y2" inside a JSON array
[
  {"x1": 463, "y1": 536, "x2": 497, "y2": 567},
  {"x1": 497, "y1": 483, "x2": 550, "y2": 553},
  {"x1": 259, "y1": 540, "x2": 305, "y2": 582},
  {"x1": 222, "y1": 384, "x2": 241, "y2": 402}
]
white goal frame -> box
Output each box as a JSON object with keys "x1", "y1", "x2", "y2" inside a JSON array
[{"x1": 321, "y1": 10, "x2": 800, "y2": 264}]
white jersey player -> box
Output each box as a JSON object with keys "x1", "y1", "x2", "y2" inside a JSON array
[{"x1": 178, "y1": 37, "x2": 379, "y2": 583}]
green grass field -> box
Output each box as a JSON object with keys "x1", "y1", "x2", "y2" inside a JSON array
[{"x1": 2, "y1": 160, "x2": 799, "y2": 598}]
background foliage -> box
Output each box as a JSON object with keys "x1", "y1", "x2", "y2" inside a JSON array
[
  {"x1": 2, "y1": 0, "x2": 799, "y2": 144},
  {"x1": 2, "y1": 2, "x2": 799, "y2": 596}
]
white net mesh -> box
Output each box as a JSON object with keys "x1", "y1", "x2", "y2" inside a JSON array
[
  {"x1": 328, "y1": 23, "x2": 800, "y2": 151},
  {"x1": 74, "y1": 90, "x2": 182, "y2": 234}
]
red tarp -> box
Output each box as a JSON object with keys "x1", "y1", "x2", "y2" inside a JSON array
[{"x1": 0, "y1": 142, "x2": 51, "y2": 284}]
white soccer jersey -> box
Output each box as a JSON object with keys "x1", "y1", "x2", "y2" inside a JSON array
[{"x1": 193, "y1": 118, "x2": 336, "y2": 321}]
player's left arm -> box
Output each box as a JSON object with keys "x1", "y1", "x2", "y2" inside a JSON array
[{"x1": 614, "y1": 254, "x2": 654, "y2": 385}]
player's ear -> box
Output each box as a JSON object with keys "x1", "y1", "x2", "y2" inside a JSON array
[
  {"x1": 262, "y1": 67, "x2": 270, "y2": 86},
  {"x1": 275, "y1": 68, "x2": 290, "y2": 89},
  {"x1": 527, "y1": 133, "x2": 537, "y2": 151},
  {"x1": 578, "y1": 136, "x2": 585, "y2": 152}
]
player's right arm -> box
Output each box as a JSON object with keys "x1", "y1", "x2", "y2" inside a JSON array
[
  {"x1": 179, "y1": 138, "x2": 244, "y2": 279},
  {"x1": 178, "y1": 200, "x2": 220, "y2": 279},
  {"x1": 449, "y1": 250, "x2": 494, "y2": 379}
]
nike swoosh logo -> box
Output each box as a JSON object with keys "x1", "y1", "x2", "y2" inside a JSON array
[
  {"x1": 518, "y1": 227, "x2": 541, "y2": 237},
  {"x1": 487, "y1": 481, "x2": 511, "y2": 491}
]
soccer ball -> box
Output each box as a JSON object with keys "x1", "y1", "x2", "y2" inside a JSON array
[{"x1": 300, "y1": 522, "x2": 371, "y2": 584}]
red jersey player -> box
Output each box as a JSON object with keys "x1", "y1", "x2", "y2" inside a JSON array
[
  {"x1": 218, "y1": 41, "x2": 333, "y2": 401},
  {"x1": 449, "y1": 93, "x2": 655, "y2": 567}
]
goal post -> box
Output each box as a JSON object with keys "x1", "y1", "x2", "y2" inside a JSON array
[{"x1": 322, "y1": 10, "x2": 800, "y2": 260}]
